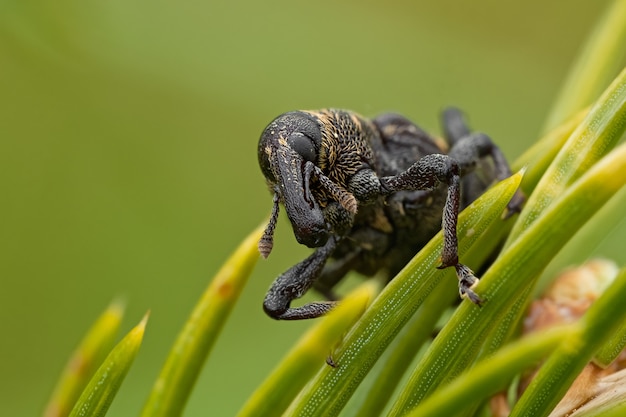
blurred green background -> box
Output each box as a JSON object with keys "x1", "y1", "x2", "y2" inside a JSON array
[{"x1": 1, "y1": 1, "x2": 623, "y2": 416}]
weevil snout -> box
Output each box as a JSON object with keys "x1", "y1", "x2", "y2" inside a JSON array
[
  {"x1": 278, "y1": 156, "x2": 329, "y2": 248},
  {"x1": 293, "y1": 219, "x2": 329, "y2": 248}
]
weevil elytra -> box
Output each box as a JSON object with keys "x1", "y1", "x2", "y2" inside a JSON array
[{"x1": 258, "y1": 108, "x2": 522, "y2": 320}]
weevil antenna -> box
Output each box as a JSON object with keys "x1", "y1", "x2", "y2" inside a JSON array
[{"x1": 259, "y1": 192, "x2": 280, "y2": 258}]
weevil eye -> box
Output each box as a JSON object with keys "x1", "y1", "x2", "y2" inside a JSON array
[
  {"x1": 258, "y1": 111, "x2": 322, "y2": 183},
  {"x1": 287, "y1": 132, "x2": 317, "y2": 162}
]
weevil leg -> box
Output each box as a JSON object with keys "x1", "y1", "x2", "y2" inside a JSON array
[
  {"x1": 313, "y1": 250, "x2": 361, "y2": 300},
  {"x1": 449, "y1": 131, "x2": 524, "y2": 214},
  {"x1": 263, "y1": 237, "x2": 338, "y2": 320},
  {"x1": 379, "y1": 153, "x2": 482, "y2": 304},
  {"x1": 310, "y1": 200, "x2": 360, "y2": 300},
  {"x1": 442, "y1": 108, "x2": 524, "y2": 214},
  {"x1": 441, "y1": 107, "x2": 471, "y2": 146}
]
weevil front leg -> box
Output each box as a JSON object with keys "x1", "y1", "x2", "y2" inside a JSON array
[
  {"x1": 379, "y1": 154, "x2": 482, "y2": 304},
  {"x1": 263, "y1": 236, "x2": 338, "y2": 320}
]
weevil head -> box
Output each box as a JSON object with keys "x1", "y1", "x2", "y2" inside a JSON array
[{"x1": 258, "y1": 111, "x2": 329, "y2": 249}]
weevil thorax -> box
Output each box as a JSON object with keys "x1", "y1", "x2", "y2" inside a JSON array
[{"x1": 303, "y1": 109, "x2": 376, "y2": 192}]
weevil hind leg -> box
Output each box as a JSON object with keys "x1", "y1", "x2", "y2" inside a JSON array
[
  {"x1": 442, "y1": 108, "x2": 524, "y2": 214},
  {"x1": 448, "y1": 132, "x2": 524, "y2": 214},
  {"x1": 441, "y1": 107, "x2": 471, "y2": 146}
]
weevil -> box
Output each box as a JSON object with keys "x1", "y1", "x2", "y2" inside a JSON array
[{"x1": 258, "y1": 108, "x2": 522, "y2": 320}]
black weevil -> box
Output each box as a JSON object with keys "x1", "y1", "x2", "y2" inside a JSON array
[{"x1": 258, "y1": 108, "x2": 522, "y2": 320}]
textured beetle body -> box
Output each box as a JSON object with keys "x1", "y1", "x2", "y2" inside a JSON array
[
  {"x1": 258, "y1": 107, "x2": 520, "y2": 320},
  {"x1": 314, "y1": 111, "x2": 448, "y2": 276}
]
